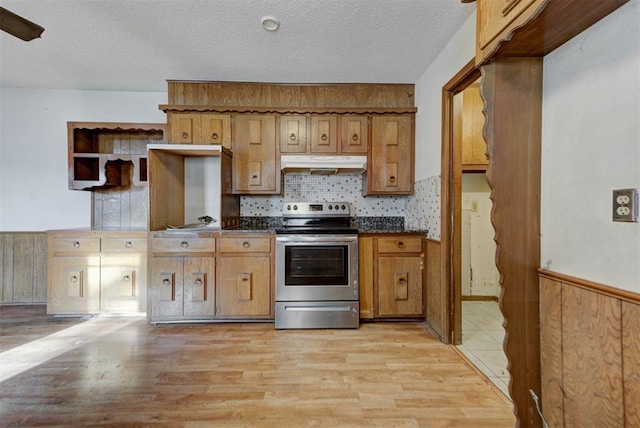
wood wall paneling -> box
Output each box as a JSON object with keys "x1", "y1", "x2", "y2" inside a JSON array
[
  {"x1": 562, "y1": 283, "x2": 624, "y2": 427},
  {"x1": 0, "y1": 233, "x2": 47, "y2": 305},
  {"x1": 425, "y1": 239, "x2": 445, "y2": 341},
  {"x1": 539, "y1": 271, "x2": 640, "y2": 427},
  {"x1": 539, "y1": 277, "x2": 564, "y2": 427},
  {"x1": 622, "y1": 301, "x2": 640, "y2": 427},
  {"x1": 482, "y1": 57, "x2": 543, "y2": 427}
]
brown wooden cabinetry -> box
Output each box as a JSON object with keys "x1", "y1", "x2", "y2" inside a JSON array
[
  {"x1": 216, "y1": 234, "x2": 274, "y2": 318},
  {"x1": 359, "y1": 233, "x2": 425, "y2": 319},
  {"x1": 366, "y1": 115, "x2": 414, "y2": 194},
  {"x1": 310, "y1": 115, "x2": 339, "y2": 153},
  {"x1": 167, "y1": 113, "x2": 231, "y2": 148},
  {"x1": 340, "y1": 115, "x2": 368, "y2": 154},
  {"x1": 461, "y1": 83, "x2": 488, "y2": 171},
  {"x1": 47, "y1": 230, "x2": 147, "y2": 315},
  {"x1": 476, "y1": 0, "x2": 546, "y2": 64},
  {"x1": 148, "y1": 233, "x2": 216, "y2": 322},
  {"x1": 67, "y1": 122, "x2": 165, "y2": 190},
  {"x1": 233, "y1": 114, "x2": 279, "y2": 194},
  {"x1": 279, "y1": 115, "x2": 307, "y2": 153}
]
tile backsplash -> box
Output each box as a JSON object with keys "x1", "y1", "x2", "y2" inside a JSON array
[{"x1": 241, "y1": 173, "x2": 441, "y2": 239}]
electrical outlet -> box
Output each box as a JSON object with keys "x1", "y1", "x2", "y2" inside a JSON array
[{"x1": 612, "y1": 188, "x2": 638, "y2": 222}]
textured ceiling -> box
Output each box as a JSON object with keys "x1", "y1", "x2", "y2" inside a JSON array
[{"x1": 0, "y1": 0, "x2": 475, "y2": 92}]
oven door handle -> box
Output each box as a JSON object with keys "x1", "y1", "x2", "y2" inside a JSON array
[{"x1": 283, "y1": 305, "x2": 352, "y2": 312}]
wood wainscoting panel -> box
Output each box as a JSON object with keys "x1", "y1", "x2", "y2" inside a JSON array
[
  {"x1": 539, "y1": 277, "x2": 564, "y2": 427},
  {"x1": 561, "y1": 283, "x2": 624, "y2": 427},
  {"x1": 425, "y1": 239, "x2": 445, "y2": 341},
  {"x1": 622, "y1": 301, "x2": 640, "y2": 426},
  {"x1": 0, "y1": 233, "x2": 47, "y2": 305}
]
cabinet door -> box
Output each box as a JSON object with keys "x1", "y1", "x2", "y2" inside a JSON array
[
  {"x1": 202, "y1": 114, "x2": 231, "y2": 148},
  {"x1": 310, "y1": 115, "x2": 338, "y2": 153},
  {"x1": 279, "y1": 115, "x2": 307, "y2": 153},
  {"x1": 169, "y1": 113, "x2": 201, "y2": 144},
  {"x1": 217, "y1": 256, "x2": 271, "y2": 317},
  {"x1": 461, "y1": 83, "x2": 488, "y2": 169},
  {"x1": 49, "y1": 256, "x2": 100, "y2": 314},
  {"x1": 377, "y1": 256, "x2": 423, "y2": 317},
  {"x1": 369, "y1": 115, "x2": 413, "y2": 194},
  {"x1": 233, "y1": 115, "x2": 278, "y2": 193},
  {"x1": 150, "y1": 257, "x2": 183, "y2": 318},
  {"x1": 101, "y1": 254, "x2": 147, "y2": 313},
  {"x1": 183, "y1": 257, "x2": 215, "y2": 317},
  {"x1": 340, "y1": 115, "x2": 368, "y2": 154},
  {"x1": 476, "y1": 0, "x2": 543, "y2": 64}
]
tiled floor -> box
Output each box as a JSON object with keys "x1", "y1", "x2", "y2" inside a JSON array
[{"x1": 457, "y1": 300, "x2": 511, "y2": 399}]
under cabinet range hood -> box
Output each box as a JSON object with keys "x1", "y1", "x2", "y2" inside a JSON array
[{"x1": 280, "y1": 155, "x2": 367, "y2": 174}]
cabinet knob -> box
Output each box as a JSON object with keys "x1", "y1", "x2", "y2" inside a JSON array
[
  {"x1": 389, "y1": 176, "x2": 396, "y2": 183},
  {"x1": 181, "y1": 241, "x2": 189, "y2": 248},
  {"x1": 352, "y1": 133, "x2": 359, "y2": 141},
  {"x1": 125, "y1": 241, "x2": 133, "y2": 248},
  {"x1": 398, "y1": 277, "x2": 407, "y2": 284},
  {"x1": 321, "y1": 133, "x2": 328, "y2": 141},
  {"x1": 123, "y1": 275, "x2": 131, "y2": 282},
  {"x1": 162, "y1": 278, "x2": 170, "y2": 286},
  {"x1": 251, "y1": 174, "x2": 258, "y2": 179},
  {"x1": 181, "y1": 132, "x2": 189, "y2": 139},
  {"x1": 397, "y1": 241, "x2": 405, "y2": 249},
  {"x1": 290, "y1": 133, "x2": 296, "y2": 141},
  {"x1": 72, "y1": 241, "x2": 80, "y2": 248},
  {"x1": 194, "y1": 278, "x2": 203, "y2": 286},
  {"x1": 242, "y1": 241, "x2": 250, "y2": 249},
  {"x1": 70, "y1": 275, "x2": 78, "y2": 283},
  {"x1": 211, "y1": 132, "x2": 219, "y2": 140}
]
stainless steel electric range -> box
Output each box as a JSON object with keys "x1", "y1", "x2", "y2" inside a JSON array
[{"x1": 275, "y1": 202, "x2": 359, "y2": 329}]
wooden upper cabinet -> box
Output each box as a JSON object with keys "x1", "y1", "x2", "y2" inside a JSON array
[
  {"x1": 168, "y1": 112, "x2": 231, "y2": 148},
  {"x1": 233, "y1": 114, "x2": 279, "y2": 194},
  {"x1": 367, "y1": 115, "x2": 414, "y2": 194},
  {"x1": 476, "y1": 0, "x2": 547, "y2": 64},
  {"x1": 279, "y1": 115, "x2": 307, "y2": 153},
  {"x1": 340, "y1": 115, "x2": 368, "y2": 154},
  {"x1": 461, "y1": 83, "x2": 488, "y2": 171},
  {"x1": 310, "y1": 115, "x2": 338, "y2": 153}
]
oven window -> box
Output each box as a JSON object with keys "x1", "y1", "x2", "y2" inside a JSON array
[{"x1": 284, "y1": 245, "x2": 348, "y2": 286}]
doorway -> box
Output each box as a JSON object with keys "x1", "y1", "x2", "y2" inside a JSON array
[{"x1": 441, "y1": 67, "x2": 510, "y2": 397}]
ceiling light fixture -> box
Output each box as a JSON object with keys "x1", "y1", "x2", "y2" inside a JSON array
[{"x1": 261, "y1": 16, "x2": 280, "y2": 32}]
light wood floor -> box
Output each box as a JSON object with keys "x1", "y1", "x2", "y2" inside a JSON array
[{"x1": 0, "y1": 306, "x2": 515, "y2": 427}]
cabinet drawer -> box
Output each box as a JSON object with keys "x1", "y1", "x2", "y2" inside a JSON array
[
  {"x1": 52, "y1": 237, "x2": 101, "y2": 253},
  {"x1": 377, "y1": 237, "x2": 422, "y2": 254},
  {"x1": 151, "y1": 237, "x2": 216, "y2": 253},
  {"x1": 219, "y1": 237, "x2": 271, "y2": 253},
  {"x1": 102, "y1": 237, "x2": 147, "y2": 253}
]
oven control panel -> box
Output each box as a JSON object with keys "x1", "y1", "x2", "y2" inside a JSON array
[{"x1": 283, "y1": 202, "x2": 351, "y2": 217}]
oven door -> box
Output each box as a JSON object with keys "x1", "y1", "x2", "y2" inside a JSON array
[{"x1": 275, "y1": 234, "x2": 358, "y2": 302}]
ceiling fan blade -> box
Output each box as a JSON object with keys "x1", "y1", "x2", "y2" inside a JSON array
[{"x1": 0, "y1": 7, "x2": 44, "y2": 41}]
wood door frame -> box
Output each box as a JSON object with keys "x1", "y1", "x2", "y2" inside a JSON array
[{"x1": 440, "y1": 58, "x2": 481, "y2": 345}]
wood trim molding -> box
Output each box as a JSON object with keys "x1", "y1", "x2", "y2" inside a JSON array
[
  {"x1": 539, "y1": 269, "x2": 640, "y2": 305},
  {"x1": 160, "y1": 105, "x2": 418, "y2": 115}
]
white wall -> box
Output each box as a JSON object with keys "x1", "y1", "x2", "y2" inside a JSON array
[
  {"x1": 414, "y1": 11, "x2": 477, "y2": 181},
  {"x1": 0, "y1": 88, "x2": 166, "y2": 231},
  {"x1": 541, "y1": 0, "x2": 640, "y2": 292}
]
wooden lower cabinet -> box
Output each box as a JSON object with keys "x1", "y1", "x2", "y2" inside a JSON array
[
  {"x1": 49, "y1": 255, "x2": 101, "y2": 314},
  {"x1": 47, "y1": 230, "x2": 147, "y2": 315},
  {"x1": 149, "y1": 256, "x2": 215, "y2": 320},
  {"x1": 148, "y1": 233, "x2": 216, "y2": 322},
  {"x1": 216, "y1": 234, "x2": 274, "y2": 319},
  {"x1": 359, "y1": 234, "x2": 425, "y2": 319}
]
